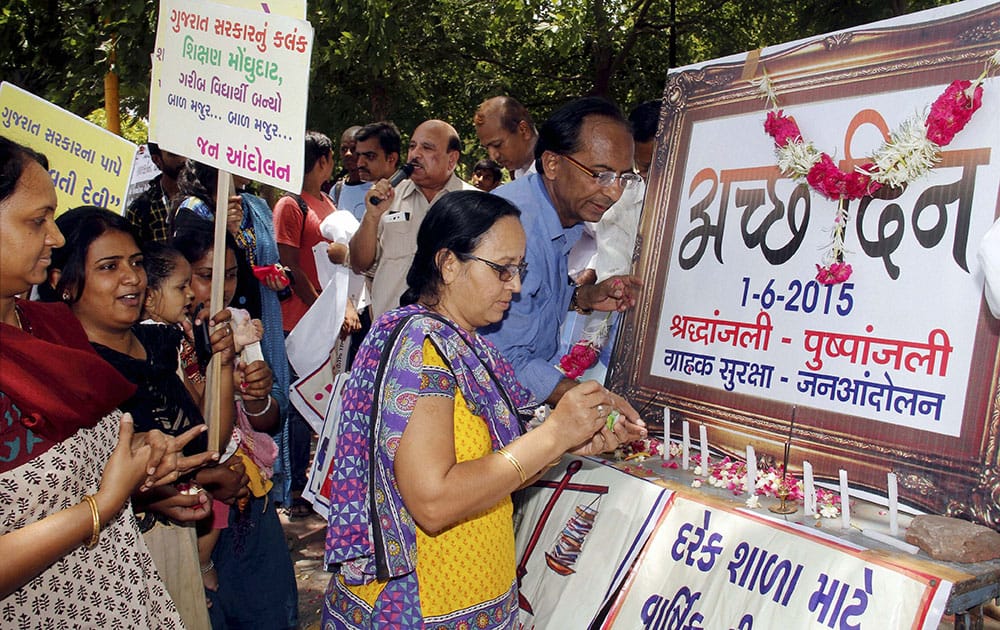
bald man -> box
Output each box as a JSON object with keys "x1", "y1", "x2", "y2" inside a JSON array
[
  {"x1": 474, "y1": 96, "x2": 538, "y2": 179},
  {"x1": 350, "y1": 119, "x2": 476, "y2": 318}
]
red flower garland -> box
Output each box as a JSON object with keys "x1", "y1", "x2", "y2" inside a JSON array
[{"x1": 763, "y1": 76, "x2": 989, "y2": 284}]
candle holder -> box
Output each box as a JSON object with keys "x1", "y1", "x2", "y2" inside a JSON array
[{"x1": 769, "y1": 483, "x2": 798, "y2": 515}]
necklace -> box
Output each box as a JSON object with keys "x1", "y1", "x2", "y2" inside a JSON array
[
  {"x1": 12, "y1": 303, "x2": 32, "y2": 334},
  {"x1": 756, "y1": 51, "x2": 999, "y2": 285}
]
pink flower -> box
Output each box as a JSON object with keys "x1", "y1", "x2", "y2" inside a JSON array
[
  {"x1": 926, "y1": 80, "x2": 983, "y2": 146},
  {"x1": 764, "y1": 110, "x2": 802, "y2": 147},
  {"x1": 846, "y1": 164, "x2": 880, "y2": 199},
  {"x1": 558, "y1": 341, "x2": 600, "y2": 379},
  {"x1": 815, "y1": 262, "x2": 853, "y2": 285}
]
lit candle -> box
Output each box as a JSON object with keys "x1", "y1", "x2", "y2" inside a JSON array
[
  {"x1": 839, "y1": 469, "x2": 851, "y2": 529},
  {"x1": 745, "y1": 445, "x2": 756, "y2": 496},
  {"x1": 699, "y1": 424, "x2": 709, "y2": 476},
  {"x1": 888, "y1": 472, "x2": 899, "y2": 536},
  {"x1": 682, "y1": 421, "x2": 690, "y2": 470},
  {"x1": 802, "y1": 461, "x2": 815, "y2": 515}
]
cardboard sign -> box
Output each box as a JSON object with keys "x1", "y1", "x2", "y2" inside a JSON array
[
  {"x1": 150, "y1": 0, "x2": 313, "y2": 191},
  {"x1": 514, "y1": 457, "x2": 672, "y2": 628},
  {"x1": 0, "y1": 82, "x2": 137, "y2": 214},
  {"x1": 603, "y1": 495, "x2": 952, "y2": 630}
]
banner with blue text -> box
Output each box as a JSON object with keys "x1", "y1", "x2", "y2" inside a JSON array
[{"x1": 604, "y1": 495, "x2": 951, "y2": 630}]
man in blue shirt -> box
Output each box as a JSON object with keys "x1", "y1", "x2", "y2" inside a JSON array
[{"x1": 485, "y1": 97, "x2": 643, "y2": 404}]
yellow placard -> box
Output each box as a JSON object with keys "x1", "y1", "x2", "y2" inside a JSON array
[{"x1": 0, "y1": 82, "x2": 137, "y2": 215}]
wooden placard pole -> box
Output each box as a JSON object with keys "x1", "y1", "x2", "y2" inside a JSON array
[{"x1": 204, "y1": 170, "x2": 233, "y2": 453}]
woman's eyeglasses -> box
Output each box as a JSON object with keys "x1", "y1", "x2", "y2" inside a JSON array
[
  {"x1": 465, "y1": 255, "x2": 528, "y2": 282},
  {"x1": 562, "y1": 154, "x2": 643, "y2": 189}
]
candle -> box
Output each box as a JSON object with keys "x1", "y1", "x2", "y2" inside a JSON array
[
  {"x1": 745, "y1": 445, "x2": 757, "y2": 496},
  {"x1": 861, "y1": 529, "x2": 918, "y2": 554},
  {"x1": 663, "y1": 407, "x2": 671, "y2": 453},
  {"x1": 802, "y1": 461, "x2": 815, "y2": 515},
  {"x1": 839, "y1": 469, "x2": 851, "y2": 529},
  {"x1": 888, "y1": 472, "x2": 899, "y2": 536},
  {"x1": 699, "y1": 424, "x2": 709, "y2": 476},
  {"x1": 682, "y1": 421, "x2": 690, "y2": 470}
]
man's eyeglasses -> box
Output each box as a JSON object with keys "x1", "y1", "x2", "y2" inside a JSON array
[
  {"x1": 464, "y1": 255, "x2": 528, "y2": 282},
  {"x1": 562, "y1": 154, "x2": 643, "y2": 189}
]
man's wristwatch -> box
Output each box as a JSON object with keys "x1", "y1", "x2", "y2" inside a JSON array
[{"x1": 570, "y1": 285, "x2": 593, "y2": 315}]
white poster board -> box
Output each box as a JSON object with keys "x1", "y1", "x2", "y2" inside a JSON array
[
  {"x1": 603, "y1": 494, "x2": 952, "y2": 630},
  {"x1": 514, "y1": 457, "x2": 672, "y2": 628},
  {"x1": 150, "y1": 0, "x2": 313, "y2": 191}
]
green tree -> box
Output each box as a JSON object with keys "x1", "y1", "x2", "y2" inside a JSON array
[{"x1": 1, "y1": 0, "x2": 960, "y2": 163}]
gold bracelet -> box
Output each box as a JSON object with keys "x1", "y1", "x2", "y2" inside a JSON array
[
  {"x1": 82, "y1": 495, "x2": 100, "y2": 549},
  {"x1": 497, "y1": 447, "x2": 527, "y2": 484}
]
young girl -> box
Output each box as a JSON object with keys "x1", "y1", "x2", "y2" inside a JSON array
[
  {"x1": 141, "y1": 242, "x2": 202, "y2": 393},
  {"x1": 173, "y1": 225, "x2": 298, "y2": 629},
  {"x1": 141, "y1": 242, "x2": 227, "y2": 601}
]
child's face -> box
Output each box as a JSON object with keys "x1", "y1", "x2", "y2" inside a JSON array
[
  {"x1": 189, "y1": 248, "x2": 238, "y2": 309},
  {"x1": 145, "y1": 258, "x2": 195, "y2": 324}
]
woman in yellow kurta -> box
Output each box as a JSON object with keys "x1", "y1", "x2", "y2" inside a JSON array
[{"x1": 323, "y1": 190, "x2": 645, "y2": 629}]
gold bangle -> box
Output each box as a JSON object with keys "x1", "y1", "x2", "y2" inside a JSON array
[
  {"x1": 497, "y1": 447, "x2": 527, "y2": 484},
  {"x1": 82, "y1": 495, "x2": 100, "y2": 549}
]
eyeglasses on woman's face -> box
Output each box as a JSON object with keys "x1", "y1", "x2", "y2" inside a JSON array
[
  {"x1": 464, "y1": 255, "x2": 528, "y2": 282},
  {"x1": 561, "y1": 153, "x2": 643, "y2": 189}
]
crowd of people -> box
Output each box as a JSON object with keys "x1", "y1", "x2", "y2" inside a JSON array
[{"x1": 0, "y1": 92, "x2": 660, "y2": 628}]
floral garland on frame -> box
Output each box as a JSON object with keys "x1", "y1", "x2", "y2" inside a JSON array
[{"x1": 757, "y1": 51, "x2": 1000, "y2": 285}]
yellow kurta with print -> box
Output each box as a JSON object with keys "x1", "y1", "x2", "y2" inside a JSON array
[{"x1": 347, "y1": 339, "x2": 516, "y2": 617}]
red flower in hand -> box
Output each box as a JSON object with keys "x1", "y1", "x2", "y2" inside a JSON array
[
  {"x1": 764, "y1": 110, "x2": 802, "y2": 147},
  {"x1": 559, "y1": 342, "x2": 600, "y2": 380},
  {"x1": 926, "y1": 80, "x2": 983, "y2": 146}
]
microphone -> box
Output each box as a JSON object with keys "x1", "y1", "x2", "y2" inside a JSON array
[{"x1": 370, "y1": 163, "x2": 415, "y2": 206}]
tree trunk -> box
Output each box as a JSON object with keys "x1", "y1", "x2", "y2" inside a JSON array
[{"x1": 104, "y1": 42, "x2": 120, "y2": 135}]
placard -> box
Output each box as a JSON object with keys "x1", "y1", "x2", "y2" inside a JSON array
[
  {"x1": 0, "y1": 82, "x2": 137, "y2": 214},
  {"x1": 603, "y1": 495, "x2": 952, "y2": 630},
  {"x1": 514, "y1": 457, "x2": 671, "y2": 628},
  {"x1": 150, "y1": 0, "x2": 312, "y2": 191},
  {"x1": 607, "y1": 0, "x2": 1000, "y2": 527}
]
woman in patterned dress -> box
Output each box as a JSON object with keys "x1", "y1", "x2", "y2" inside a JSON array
[
  {"x1": 323, "y1": 190, "x2": 646, "y2": 629},
  {"x1": 0, "y1": 136, "x2": 206, "y2": 626}
]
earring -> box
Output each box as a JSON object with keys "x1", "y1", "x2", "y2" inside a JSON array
[{"x1": 61, "y1": 291, "x2": 70, "y2": 301}]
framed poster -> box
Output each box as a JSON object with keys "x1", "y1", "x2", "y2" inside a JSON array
[{"x1": 607, "y1": 1, "x2": 1000, "y2": 526}]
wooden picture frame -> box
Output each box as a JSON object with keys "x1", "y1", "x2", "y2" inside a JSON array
[{"x1": 608, "y1": 2, "x2": 1000, "y2": 527}]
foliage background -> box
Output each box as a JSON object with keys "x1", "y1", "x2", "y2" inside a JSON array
[{"x1": 0, "y1": 0, "x2": 959, "y2": 173}]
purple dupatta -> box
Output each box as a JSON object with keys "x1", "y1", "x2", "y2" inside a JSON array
[{"x1": 325, "y1": 304, "x2": 534, "y2": 599}]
